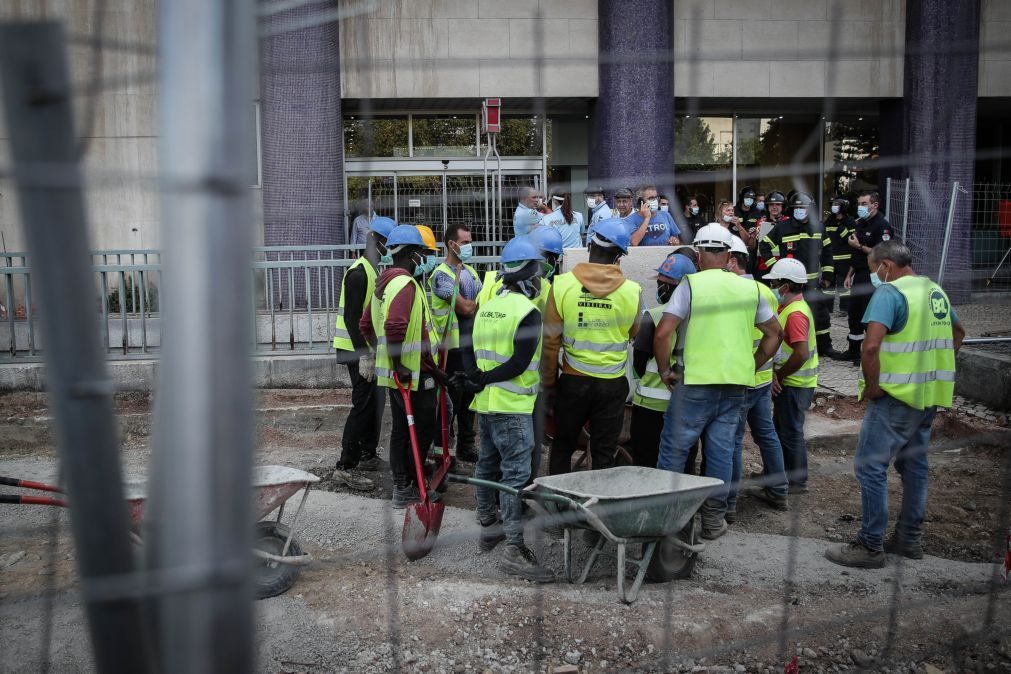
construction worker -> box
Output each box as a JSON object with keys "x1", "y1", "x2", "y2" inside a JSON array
[
  {"x1": 823, "y1": 196, "x2": 855, "y2": 319},
  {"x1": 630, "y1": 252, "x2": 696, "y2": 469},
  {"x1": 724, "y1": 236, "x2": 790, "y2": 519},
  {"x1": 331, "y1": 216, "x2": 396, "y2": 492},
  {"x1": 452, "y1": 236, "x2": 554, "y2": 582},
  {"x1": 765, "y1": 257, "x2": 819, "y2": 494},
  {"x1": 359, "y1": 225, "x2": 442, "y2": 508},
  {"x1": 542, "y1": 218, "x2": 642, "y2": 475},
  {"x1": 826, "y1": 240, "x2": 963, "y2": 568},
  {"x1": 430, "y1": 224, "x2": 482, "y2": 463},
  {"x1": 654, "y1": 224, "x2": 783, "y2": 540},
  {"x1": 759, "y1": 191, "x2": 841, "y2": 359},
  {"x1": 415, "y1": 225, "x2": 440, "y2": 276}
]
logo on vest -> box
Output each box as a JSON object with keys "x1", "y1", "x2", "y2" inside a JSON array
[{"x1": 929, "y1": 289, "x2": 949, "y2": 320}]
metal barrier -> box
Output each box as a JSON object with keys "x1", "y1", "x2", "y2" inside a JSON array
[{"x1": 0, "y1": 244, "x2": 510, "y2": 360}]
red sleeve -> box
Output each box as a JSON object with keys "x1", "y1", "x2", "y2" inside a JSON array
[
  {"x1": 358, "y1": 299, "x2": 376, "y2": 345},
  {"x1": 384, "y1": 282, "x2": 414, "y2": 344},
  {"x1": 783, "y1": 311, "x2": 810, "y2": 347}
]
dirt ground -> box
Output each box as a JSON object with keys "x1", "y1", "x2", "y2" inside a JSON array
[{"x1": 0, "y1": 389, "x2": 1010, "y2": 673}]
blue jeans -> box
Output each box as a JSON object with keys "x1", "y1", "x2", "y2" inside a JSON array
[
  {"x1": 475, "y1": 413, "x2": 534, "y2": 545},
  {"x1": 657, "y1": 383, "x2": 747, "y2": 515},
  {"x1": 727, "y1": 384, "x2": 789, "y2": 511},
  {"x1": 855, "y1": 395, "x2": 935, "y2": 552},
  {"x1": 773, "y1": 386, "x2": 814, "y2": 489}
]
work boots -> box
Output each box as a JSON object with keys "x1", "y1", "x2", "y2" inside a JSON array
[
  {"x1": 391, "y1": 483, "x2": 420, "y2": 509},
  {"x1": 818, "y1": 334, "x2": 844, "y2": 361},
  {"x1": 824, "y1": 540, "x2": 886, "y2": 569},
  {"x1": 884, "y1": 533, "x2": 924, "y2": 560},
  {"x1": 500, "y1": 544, "x2": 554, "y2": 583},
  {"x1": 479, "y1": 518, "x2": 506, "y2": 552}
]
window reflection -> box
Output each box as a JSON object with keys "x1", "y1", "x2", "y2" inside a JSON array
[
  {"x1": 824, "y1": 120, "x2": 880, "y2": 199},
  {"x1": 674, "y1": 116, "x2": 733, "y2": 221},
  {"x1": 735, "y1": 117, "x2": 820, "y2": 199},
  {"x1": 412, "y1": 115, "x2": 477, "y2": 157},
  {"x1": 343, "y1": 116, "x2": 409, "y2": 158}
]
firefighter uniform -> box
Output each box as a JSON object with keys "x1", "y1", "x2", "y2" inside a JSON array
[
  {"x1": 824, "y1": 211, "x2": 855, "y2": 314},
  {"x1": 844, "y1": 212, "x2": 894, "y2": 360}
]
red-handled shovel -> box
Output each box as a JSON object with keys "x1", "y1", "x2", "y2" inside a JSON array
[{"x1": 395, "y1": 373, "x2": 446, "y2": 560}]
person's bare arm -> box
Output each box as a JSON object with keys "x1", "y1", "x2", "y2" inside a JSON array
[
  {"x1": 775, "y1": 339, "x2": 808, "y2": 381},
  {"x1": 453, "y1": 295, "x2": 477, "y2": 318},
  {"x1": 653, "y1": 313, "x2": 683, "y2": 388},
  {"x1": 953, "y1": 320, "x2": 965, "y2": 354},
  {"x1": 629, "y1": 203, "x2": 652, "y2": 246},
  {"x1": 861, "y1": 321, "x2": 888, "y2": 399},
  {"x1": 754, "y1": 316, "x2": 782, "y2": 373}
]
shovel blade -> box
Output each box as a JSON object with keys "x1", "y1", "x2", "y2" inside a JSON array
[{"x1": 402, "y1": 500, "x2": 445, "y2": 560}]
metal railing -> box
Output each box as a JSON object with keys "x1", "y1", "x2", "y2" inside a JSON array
[{"x1": 0, "y1": 244, "x2": 510, "y2": 360}]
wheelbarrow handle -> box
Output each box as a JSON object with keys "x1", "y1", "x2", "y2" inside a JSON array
[
  {"x1": 0, "y1": 475, "x2": 62, "y2": 494},
  {"x1": 445, "y1": 474, "x2": 580, "y2": 508}
]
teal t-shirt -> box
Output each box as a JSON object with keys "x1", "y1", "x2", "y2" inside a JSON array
[{"x1": 862, "y1": 283, "x2": 959, "y2": 333}]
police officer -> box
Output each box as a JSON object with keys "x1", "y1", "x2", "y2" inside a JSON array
[
  {"x1": 359, "y1": 225, "x2": 443, "y2": 508},
  {"x1": 630, "y1": 252, "x2": 696, "y2": 469},
  {"x1": 826, "y1": 240, "x2": 964, "y2": 568},
  {"x1": 759, "y1": 191, "x2": 841, "y2": 359},
  {"x1": 332, "y1": 216, "x2": 397, "y2": 492},
  {"x1": 453, "y1": 236, "x2": 554, "y2": 582},
  {"x1": 824, "y1": 196, "x2": 855, "y2": 321},
  {"x1": 840, "y1": 191, "x2": 894, "y2": 362},
  {"x1": 542, "y1": 218, "x2": 642, "y2": 475},
  {"x1": 654, "y1": 224, "x2": 783, "y2": 539}
]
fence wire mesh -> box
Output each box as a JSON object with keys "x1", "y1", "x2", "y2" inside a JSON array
[{"x1": 0, "y1": 0, "x2": 1010, "y2": 673}]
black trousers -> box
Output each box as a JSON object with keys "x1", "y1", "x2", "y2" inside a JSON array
[
  {"x1": 445, "y1": 349, "x2": 477, "y2": 451},
  {"x1": 803, "y1": 285, "x2": 832, "y2": 343},
  {"x1": 847, "y1": 271, "x2": 875, "y2": 343},
  {"x1": 831, "y1": 259, "x2": 851, "y2": 313},
  {"x1": 549, "y1": 374, "x2": 628, "y2": 475},
  {"x1": 338, "y1": 359, "x2": 385, "y2": 468},
  {"x1": 629, "y1": 404, "x2": 665, "y2": 469},
  {"x1": 388, "y1": 377, "x2": 437, "y2": 487}
]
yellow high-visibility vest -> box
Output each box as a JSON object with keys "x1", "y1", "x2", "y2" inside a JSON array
[
  {"x1": 681, "y1": 269, "x2": 758, "y2": 386},
  {"x1": 777, "y1": 298, "x2": 819, "y2": 388},
  {"x1": 470, "y1": 290, "x2": 542, "y2": 414},
  {"x1": 373, "y1": 274, "x2": 438, "y2": 392},
  {"x1": 332, "y1": 257, "x2": 376, "y2": 352}
]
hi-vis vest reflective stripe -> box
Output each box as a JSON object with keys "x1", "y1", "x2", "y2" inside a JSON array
[
  {"x1": 633, "y1": 306, "x2": 681, "y2": 412},
  {"x1": 333, "y1": 257, "x2": 377, "y2": 352},
  {"x1": 476, "y1": 269, "x2": 550, "y2": 314},
  {"x1": 373, "y1": 275, "x2": 438, "y2": 392},
  {"x1": 859, "y1": 276, "x2": 956, "y2": 410},
  {"x1": 751, "y1": 282, "x2": 778, "y2": 388},
  {"x1": 552, "y1": 271, "x2": 641, "y2": 379},
  {"x1": 470, "y1": 291, "x2": 543, "y2": 415},
  {"x1": 777, "y1": 298, "x2": 819, "y2": 388},
  {"x1": 682, "y1": 269, "x2": 758, "y2": 386},
  {"x1": 429, "y1": 262, "x2": 479, "y2": 350}
]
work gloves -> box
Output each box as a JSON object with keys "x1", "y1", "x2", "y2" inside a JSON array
[{"x1": 358, "y1": 354, "x2": 376, "y2": 382}]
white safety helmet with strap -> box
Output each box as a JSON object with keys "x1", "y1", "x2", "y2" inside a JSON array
[
  {"x1": 729, "y1": 235, "x2": 749, "y2": 258},
  {"x1": 765, "y1": 257, "x2": 808, "y2": 284},
  {"x1": 693, "y1": 223, "x2": 733, "y2": 250}
]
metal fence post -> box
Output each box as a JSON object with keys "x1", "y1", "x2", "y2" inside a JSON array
[
  {"x1": 0, "y1": 22, "x2": 152, "y2": 673},
  {"x1": 885, "y1": 177, "x2": 891, "y2": 221},
  {"x1": 938, "y1": 181, "x2": 959, "y2": 286},
  {"x1": 901, "y1": 177, "x2": 911, "y2": 242}
]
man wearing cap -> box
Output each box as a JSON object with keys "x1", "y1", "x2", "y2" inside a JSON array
[
  {"x1": 630, "y1": 252, "x2": 696, "y2": 468},
  {"x1": 332, "y1": 216, "x2": 396, "y2": 492},
  {"x1": 611, "y1": 187, "x2": 636, "y2": 219},
  {"x1": 585, "y1": 186, "x2": 611, "y2": 235},
  {"x1": 542, "y1": 218, "x2": 642, "y2": 476},
  {"x1": 360, "y1": 225, "x2": 443, "y2": 508},
  {"x1": 654, "y1": 224, "x2": 783, "y2": 539},
  {"x1": 625, "y1": 184, "x2": 681, "y2": 247},
  {"x1": 765, "y1": 257, "x2": 820, "y2": 494},
  {"x1": 826, "y1": 240, "x2": 963, "y2": 568},
  {"x1": 724, "y1": 236, "x2": 791, "y2": 517}
]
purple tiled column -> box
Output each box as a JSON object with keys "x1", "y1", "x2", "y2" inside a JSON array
[
  {"x1": 903, "y1": 0, "x2": 980, "y2": 300},
  {"x1": 259, "y1": 1, "x2": 345, "y2": 308},
  {"x1": 590, "y1": 0, "x2": 675, "y2": 200}
]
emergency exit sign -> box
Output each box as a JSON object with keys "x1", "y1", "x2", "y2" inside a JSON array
[{"x1": 482, "y1": 98, "x2": 501, "y2": 134}]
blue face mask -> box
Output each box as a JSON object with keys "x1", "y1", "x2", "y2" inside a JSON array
[
  {"x1": 379, "y1": 252, "x2": 392, "y2": 265},
  {"x1": 870, "y1": 263, "x2": 887, "y2": 288},
  {"x1": 743, "y1": 198, "x2": 754, "y2": 207},
  {"x1": 793, "y1": 208, "x2": 808, "y2": 222},
  {"x1": 455, "y1": 243, "x2": 473, "y2": 262},
  {"x1": 772, "y1": 288, "x2": 782, "y2": 304},
  {"x1": 857, "y1": 205, "x2": 871, "y2": 219},
  {"x1": 412, "y1": 253, "x2": 426, "y2": 278},
  {"x1": 756, "y1": 202, "x2": 765, "y2": 211}
]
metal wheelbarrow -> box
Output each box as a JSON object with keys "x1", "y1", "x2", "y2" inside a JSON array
[
  {"x1": 2, "y1": 465, "x2": 319, "y2": 600},
  {"x1": 453, "y1": 465, "x2": 723, "y2": 603}
]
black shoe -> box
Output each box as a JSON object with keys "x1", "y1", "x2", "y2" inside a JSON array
[
  {"x1": 391, "y1": 484, "x2": 420, "y2": 509},
  {"x1": 746, "y1": 486, "x2": 790, "y2": 511},
  {"x1": 724, "y1": 508, "x2": 737, "y2": 524},
  {"x1": 331, "y1": 468, "x2": 375, "y2": 492},
  {"x1": 883, "y1": 534, "x2": 924, "y2": 560},
  {"x1": 789, "y1": 483, "x2": 809, "y2": 495},
  {"x1": 479, "y1": 519, "x2": 506, "y2": 552},
  {"x1": 456, "y1": 447, "x2": 480, "y2": 463},
  {"x1": 356, "y1": 455, "x2": 384, "y2": 472},
  {"x1": 500, "y1": 544, "x2": 554, "y2": 583}
]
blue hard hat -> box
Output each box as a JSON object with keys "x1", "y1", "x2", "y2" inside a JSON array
[
  {"x1": 656, "y1": 253, "x2": 696, "y2": 282},
  {"x1": 385, "y1": 224, "x2": 424, "y2": 248},
  {"x1": 368, "y1": 216, "x2": 396, "y2": 239},
  {"x1": 530, "y1": 226, "x2": 564, "y2": 256},
  {"x1": 500, "y1": 236, "x2": 542, "y2": 265},
  {"x1": 590, "y1": 217, "x2": 631, "y2": 253}
]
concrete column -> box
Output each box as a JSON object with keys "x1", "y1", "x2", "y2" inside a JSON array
[
  {"x1": 259, "y1": 1, "x2": 345, "y2": 307},
  {"x1": 902, "y1": 0, "x2": 980, "y2": 300},
  {"x1": 590, "y1": 0, "x2": 674, "y2": 200}
]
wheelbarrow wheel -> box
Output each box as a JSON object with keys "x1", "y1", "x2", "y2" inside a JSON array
[
  {"x1": 645, "y1": 520, "x2": 698, "y2": 582},
  {"x1": 254, "y1": 520, "x2": 303, "y2": 600}
]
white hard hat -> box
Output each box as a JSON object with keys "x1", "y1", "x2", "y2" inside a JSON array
[
  {"x1": 694, "y1": 223, "x2": 733, "y2": 249},
  {"x1": 729, "y1": 235, "x2": 749, "y2": 258},
  {"x1": 765, "y1": 257, "x2": 808, "y2": 284}
]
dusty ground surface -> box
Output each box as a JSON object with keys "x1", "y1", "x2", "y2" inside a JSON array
[{"x1": 0, "y1": 390, "x2": 1010, "y2": 673}]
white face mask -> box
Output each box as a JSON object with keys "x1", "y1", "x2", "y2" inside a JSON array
[
  {"x1": 647, "y1": 199, "x2": 659, "y2": 212},
  {"x1": 722, "y1": 214, "x2": 734, "y2": 224},
  {"x1": 794, "y1": 208, "x2": 808, "y2": 221},
  {"x1": 586, "y1": 197, "x2": 597, "y2": 209},
  {"x1": 659, "y1": 205, "x2": 669, "y2": 212},
  {"x1": 743, "y1": 197, "x2": 754, "y2": 207},
  {"x1": 857, "y1": 205, "x2": 871, "y2": 219},
  {"x1": 691, "y1": 206, "x2": 700, "y2": 215},
  {"x1": 831, "y1": 204, "x2": 841, "y2": 214}
]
